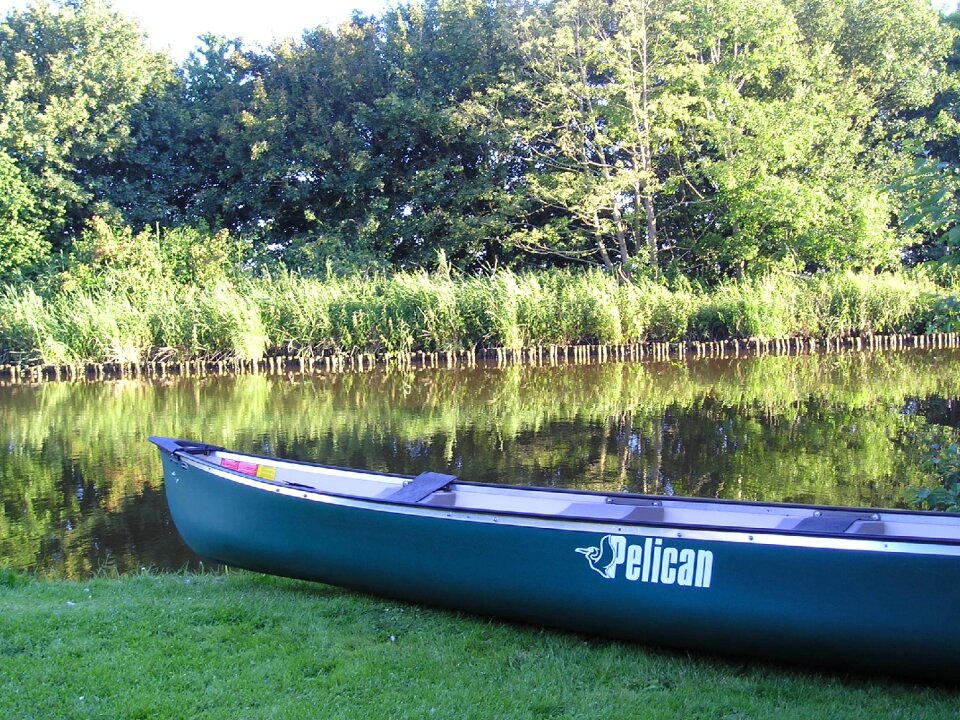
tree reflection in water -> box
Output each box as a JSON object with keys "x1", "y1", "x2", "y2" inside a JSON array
[{"x1": 1, "y1": 349, "x2": 958, "y2": 577}]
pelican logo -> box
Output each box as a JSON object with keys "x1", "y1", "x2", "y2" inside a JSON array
[
  {"x1": 575, "y1": 535, "x2": 622, "y2": 578},
  {"x1": 576, "y1": 535, "x2": 714, "y2": 588}
]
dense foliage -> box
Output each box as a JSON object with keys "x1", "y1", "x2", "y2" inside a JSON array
[{"x1": 0, "y1": 0, "x2": 958, "y2": 283}]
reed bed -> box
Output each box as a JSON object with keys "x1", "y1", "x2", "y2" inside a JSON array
[{"x1": 0, "y1": 269, "x2": 957, "y2": 372}]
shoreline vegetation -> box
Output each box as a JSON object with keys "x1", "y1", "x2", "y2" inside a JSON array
[
  {"x1": 1, "y1": 268, "x2": 959, "y2": 382},
  {"x1": 2, "y1": 1, "x2": 960, "y2": 385},
  {"x1": 1, "y1": 569, "x2": 958, "y2": 719}
]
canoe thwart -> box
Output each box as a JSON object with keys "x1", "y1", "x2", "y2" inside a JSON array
[{"x1": 389, "y1": 471, "x2": 458, "y2": 503}]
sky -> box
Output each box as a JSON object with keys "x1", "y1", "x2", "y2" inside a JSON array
[
  {"x1": 0, "y1": 0, "x2": 392, "y2": 59},
  {"x1": 0, "y1": 0, "x2": 956, "y2": 60}
]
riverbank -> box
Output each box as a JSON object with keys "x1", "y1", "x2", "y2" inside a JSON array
[
  {"x1": 0, "y1": 570, "x2": 956, "y2": 719},
  {"x1": 2, "y1": 269, "x2": 959, "y2": 380},
  {"x1": 3, "y1": 331, "x2": 960, "y2": 383}
]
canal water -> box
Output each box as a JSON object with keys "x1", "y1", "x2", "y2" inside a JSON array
[{"x1": 1, "y1": 349, "x2": 959, "y2": 578}]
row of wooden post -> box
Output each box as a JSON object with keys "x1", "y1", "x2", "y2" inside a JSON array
[{"x1": 1, "y1": 332, "x2": 959, "y2": 383}]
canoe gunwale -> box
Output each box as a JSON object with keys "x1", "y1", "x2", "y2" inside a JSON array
[
  {"x1": 150, "y1": 436, "x2": 960, "y2": 521},
  {"x1": 150, "y1": 437, "x2": 960, "y2": 553}
]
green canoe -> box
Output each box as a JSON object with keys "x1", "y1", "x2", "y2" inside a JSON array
[{"x1": 149, "y1": 436, "x2": 960, "y2": 680}]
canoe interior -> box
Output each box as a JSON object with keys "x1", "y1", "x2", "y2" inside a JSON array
[{"x1": 177, "y1": 445, "x2": 960, "y2": 544}]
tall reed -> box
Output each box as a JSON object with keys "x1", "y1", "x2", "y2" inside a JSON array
[
  {"x1": 807, "y1": 272, "x2": 934, "y2": 337},
  {"x1": 693, "y1": 276, "x2": 803, "y2": 340},
  {"x1": 1, "y1": 268, "x2": 956, "y2": 366},
  {"x1": 0, "y1": 286, "x2": 51, "y2": 362},
  {"x1": 253, "y1": 273, "x2": 339, "y2": 355}
]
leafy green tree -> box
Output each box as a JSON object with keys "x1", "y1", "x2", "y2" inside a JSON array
[
  {"x1": 680, "y1": 0, "x2": 903, "y2": 277},
  {"x1": 0, "y1": 0, "x2": 172, "y2": 245},
  {"x1": 165, "y1": 35, "x2": 259, "y2": 231},
  {"x1": 231, "y1": 19, "x2": 392, "y2": 271},
  {"x1": 801, "y1": 0, "x2": 953, "y2": 117},
  {"x1": 510, "y1": 0, "x2": 697, "y2": 277},
  {"x1": 890, "y1": 12, "x2": 960, "y2": 265},
  {"x1": 501, "y1": 0, "x2": 956, "y2": 280},
  {"x1": 0, "y1": 152, "x2": 49, "y2": 280},
  {"x1": 225, "y1": 1, "x2": 527, "y2": 273},
  {"x1": 894, "y1": 140, "x2": 960, "y2": 265},
  {"x1": 93, "y1": 61, "x2": 187, "y2": 232},
  {"x1": 372, "y1": 0, "x2": 528, "y2": 268},
  {"x1": 0, "y1": 0, "x2": 954, "y2": 282}
]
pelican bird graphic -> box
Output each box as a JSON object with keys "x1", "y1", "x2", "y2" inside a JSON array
[{"x1": 576, "y1": 535, "x2": 621, "y2": 579}]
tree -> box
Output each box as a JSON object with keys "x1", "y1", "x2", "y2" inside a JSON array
[
  {"x1": 165, "y1": 35, "x2": 260, "y2": 231},
  {"x1": 0, "y1": 152, "x2": 49, "y2": 280},
  {"x1": 510, "y1": 0, "x2": 696, "y2": 277},
  {"x1": 890, "y1": 12, "x2": 960, "y2": 265},
  {"x1": 894, "y1": 137, "x2": 960, "y2": 266},
  {"x1": 227, "y1": 0, "x2": 528, "y2": 273},
  {"x1": 0, "y1": 0, "x2": 173, "y2": 246},
  {"x1": 677, "y1": 0, "x2": 904, "y2": 277},
  {"x1": 505, "y1": 0, "x2": 955, "y2": 281},
  {"x1": 368, "y1": 0, "x2": 528, "y2": 269},
  {"x1": 0, "y1": 0, "x2": 953, "y2": 281},
  {"x1": 809, "y1": 0, "x2": 953, "y2": 117}
]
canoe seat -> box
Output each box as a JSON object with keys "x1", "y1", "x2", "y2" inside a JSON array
[
  {"x1": 388, "y1": 472, "x2": 458, "y2": 504},
  {"x1": 423, "y1": 492, "x2": 457, "y2": 507},
  {"x1": 603, "y1": 496, "x2": 665, "y2": 523},
  {"x1": 557, "y1": 502, "x2": 665, "y2": 522},
  {"x1": 779, "y1": 511, "x2": 883, "y2": 536}
]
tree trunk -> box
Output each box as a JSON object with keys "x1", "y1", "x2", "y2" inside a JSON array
[
  {"x1": 624, "y1": 0, "x2": 659, "y2": 274},
  {"x1": 643, "y1": 193, "x2": 658, "y2": 269},
  {"x1": 593, "y1": 212, "x2": 616, "y2": 272}
]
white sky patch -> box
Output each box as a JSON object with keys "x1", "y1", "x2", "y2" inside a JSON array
[{"x1": 0, "y1": 0, "x2": 392, "y2": 59}]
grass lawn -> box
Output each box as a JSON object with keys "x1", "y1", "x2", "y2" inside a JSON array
[{"x1": 0, "y1": 570, "x2": 955, "y2": 719}]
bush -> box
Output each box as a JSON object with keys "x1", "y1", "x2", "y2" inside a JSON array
[{"x1": 924, "y1": 295, "x2": 960, "y2": 333}]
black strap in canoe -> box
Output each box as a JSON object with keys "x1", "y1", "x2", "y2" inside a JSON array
[{"x1": 389, "y1": 472, "x2": 457, "y2": 503}]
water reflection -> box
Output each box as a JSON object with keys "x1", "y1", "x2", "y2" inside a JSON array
[{"x1": 1, "y1": 349, "x2": 958, "y2": 577}]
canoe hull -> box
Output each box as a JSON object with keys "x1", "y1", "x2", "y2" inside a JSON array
[{"x1": 159, "y1": 451, "x2": 960, "y2": 679}]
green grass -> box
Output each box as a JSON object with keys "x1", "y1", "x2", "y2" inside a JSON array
[{"x1": 0, "y1": 571, "x2": 955, "y2": 719}]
